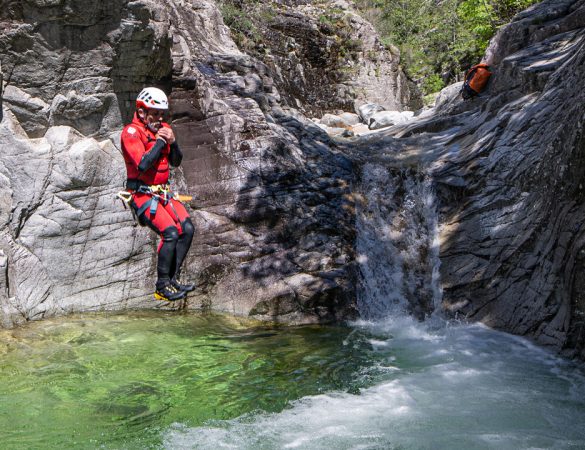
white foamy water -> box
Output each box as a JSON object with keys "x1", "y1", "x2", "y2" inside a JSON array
[{"x1": 162, "y1": 317, "x2": 585, "y2": 450}]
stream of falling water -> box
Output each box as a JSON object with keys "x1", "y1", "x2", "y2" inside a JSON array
[{"x1": 356, "y1": 163, "x2": 442, "y2": 320}]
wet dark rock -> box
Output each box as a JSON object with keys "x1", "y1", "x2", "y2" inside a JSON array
[
  {"x1": 349, "y1": 0, "x2": 585, "y2": 358},
  {"x1": 433, "y1": 0, "x2": 585, "y2": 359}
]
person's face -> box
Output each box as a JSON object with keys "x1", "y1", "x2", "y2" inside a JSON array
[{"x1": 138, "y1": 107, "x2": 166, "y2": 132}]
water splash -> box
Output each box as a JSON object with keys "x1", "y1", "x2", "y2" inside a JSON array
[
  {"x1": 356, "y1": 163, "x2": 442, "y2": 320},
  {"x1": 162, "y1": 317, "x2": 585, "y2": 450}
]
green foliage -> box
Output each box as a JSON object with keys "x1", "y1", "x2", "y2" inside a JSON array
[
  {"x1": 356, "y1": 0, "x2": 539, "y2": 95},
  {"x1": 319, "y1": 13, "x2": 335, "y2": 25},
  {"x1": 422, "y1": 73, "x2": 444, "y2": 94},
  {"x1": 218, "y1": 1, "x2": 262, "y2": 50}
]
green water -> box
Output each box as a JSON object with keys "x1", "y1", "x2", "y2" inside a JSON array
[
  {"x1": 0, "y1": 312, "x2": 378, "y2": 449},
  {"x1": 3, "y1": 312, "x2": 585, "y2": 450}
]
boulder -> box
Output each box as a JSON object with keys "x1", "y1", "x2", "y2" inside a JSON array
[
  {"x1": 368, "y1": 110, "x2": 414, "y2": 130},
  {"x1": 357, "y1": 103, "x2": 386, "y2": 124},
  {"x1": 434, "y1": 82, "x2": 464, "y2": 110},
  {"x1": 320, "y1": 112, "x2": 360, "y2": 128},
  {"x1": 339, "y1": 112, "x2": 361, "y2": 126}
]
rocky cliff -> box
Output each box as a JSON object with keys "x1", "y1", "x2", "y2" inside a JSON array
[
  {"x1": 0, "y1": 0, "x2": 413, "y2": 326},
  {"x1": 349, "y1": 0, "x2": 585, "y2": 358},
  {"x1": 215, "y1": 0, "x2": 419, "y2": 116},
  {"x1": 435, "y1": 0, "x2": 585, "y2": 359}
]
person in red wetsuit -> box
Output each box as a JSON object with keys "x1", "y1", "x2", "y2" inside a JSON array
[{"x1": 121, "y1": 87, "x2": 195, "y2": 302}]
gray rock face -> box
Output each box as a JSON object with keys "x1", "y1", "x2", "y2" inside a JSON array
[
  {"x1": 0, "y1": 0, "x2": 381, "y2": 326},
  {"x1": 0, "y1": 0, "x2": 173, "y2": 137},
  {"x1": 342, "y1": 0, "x2": 585, "y2": 359},
  {"x1": 0, "y1": 0, "x2": 179, "y2": 326},
  {"x1": 215, "y1": 1, "x2": 418, "y2": 116},
  {"x1": 367, "y1": 0, "x2": 585, "y2": 358},
  {"x1": 434, "y1": 0, "x2": 585, "y2": 359},
  {"x1": 0, "y1": 113, "x2": 157, "y2": 326}
]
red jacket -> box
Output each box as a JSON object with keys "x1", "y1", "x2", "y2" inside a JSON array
[{"x1": 121, "y1": 113, "x2": 172, "y2": 186}]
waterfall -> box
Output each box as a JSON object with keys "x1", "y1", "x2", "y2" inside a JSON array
[{"x1": 356, "y1": 163, "x2": 442, "y2": 320}]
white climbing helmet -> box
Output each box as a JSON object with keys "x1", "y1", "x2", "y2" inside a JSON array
[{"x1": 136, "y1": 87, "x2": 169, "y2": 110}]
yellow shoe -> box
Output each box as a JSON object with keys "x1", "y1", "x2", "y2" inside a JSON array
[{"x1": 154, "y1": 283, "x2": 186, "y2": 301}]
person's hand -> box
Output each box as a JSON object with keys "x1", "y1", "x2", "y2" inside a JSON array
[{"x1": 157, "y1": 127, "x2": 175, "y2": 144}]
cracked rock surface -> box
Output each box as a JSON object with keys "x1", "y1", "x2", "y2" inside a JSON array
[
  {"x1": 346, "y1": 0, "x2": 585, "y2": 358},
  {"x1": 0, "y1": 0, "x2": 402, "y2": 325},
  {"x1": 435, "y1": 0, "x2": 585, "y2": 359}
]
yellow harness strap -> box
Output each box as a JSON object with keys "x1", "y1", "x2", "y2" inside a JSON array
[{"x1": 174, "y1": 194, "x2": 193, "y2": 202}]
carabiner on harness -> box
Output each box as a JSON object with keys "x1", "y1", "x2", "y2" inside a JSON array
[{"x1": 115, "y1": 191, "x2": 133, "y2": 209}]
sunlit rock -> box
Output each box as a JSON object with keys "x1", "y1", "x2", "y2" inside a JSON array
[
  {"x1": 357, "y1": 103, "x2": 386, "y2": 124},
  {"x1": 368, "y1": 110, "x2": 414, "y2": 130}
]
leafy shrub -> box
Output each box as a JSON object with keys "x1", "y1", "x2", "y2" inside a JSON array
[
  {"x1": 356, "y1": 0, "x2": 539, "y2": 94},
  {"x1": 218, "y1": 1, "x2": 262, "y2": 49}
]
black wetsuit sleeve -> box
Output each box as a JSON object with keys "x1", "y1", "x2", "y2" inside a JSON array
[
  {"x1": 138, "y1": 138, "x2": 166, "y2": 172},
  {"x1": 169, "y1": 142, "x2": 183, "y2": 167}
]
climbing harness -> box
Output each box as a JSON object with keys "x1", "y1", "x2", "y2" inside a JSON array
[
  {"x1": 133, "y1": 184, "x2": 173, "y2": 218},
  {"x1": 114, "y1": 181, "x2": 193, "y2": 226}
]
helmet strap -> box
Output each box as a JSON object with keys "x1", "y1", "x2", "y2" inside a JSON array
[{"x1": 147, "y1": 123, "x2": 160, "y2": 134}]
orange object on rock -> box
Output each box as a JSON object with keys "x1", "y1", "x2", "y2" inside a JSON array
[{"x1": 461, "y1": 64, "x2": 492, "y2": 99}]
